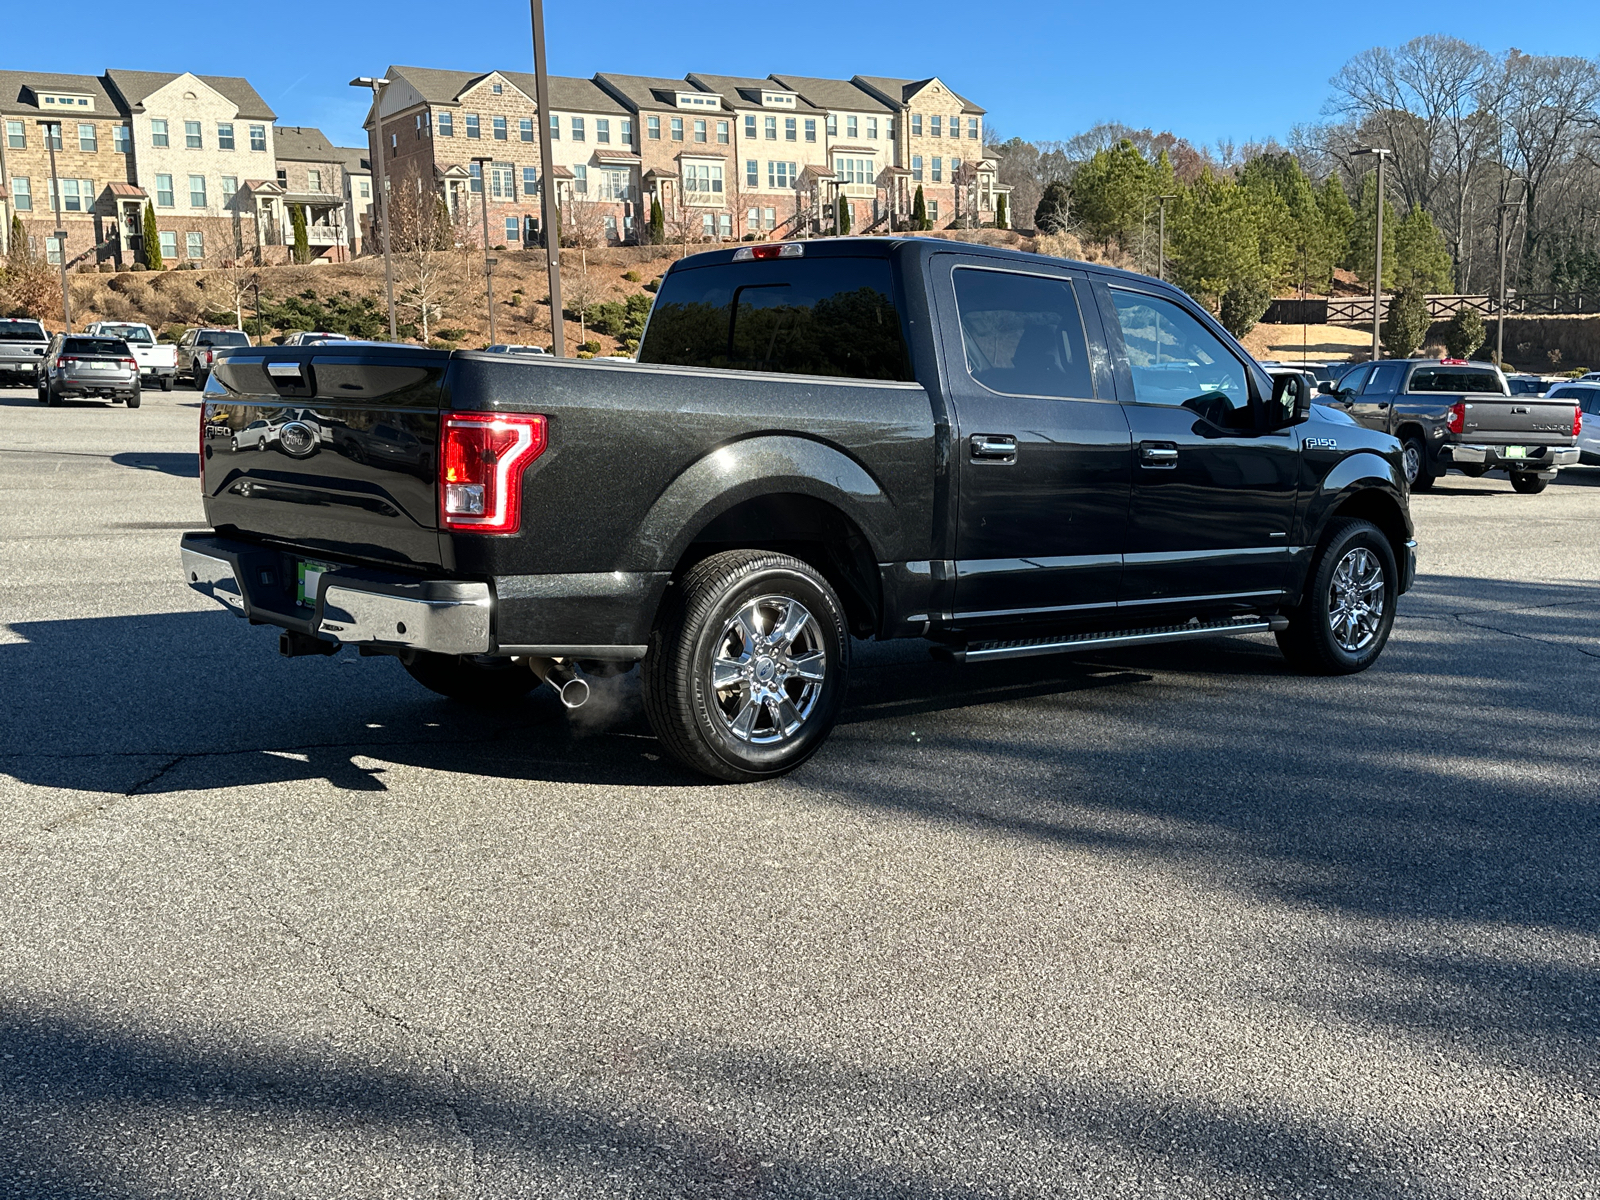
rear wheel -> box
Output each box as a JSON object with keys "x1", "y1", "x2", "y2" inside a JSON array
[
  {"x1": 643, "y1": 550, "x2": 850, "y2": 782},
  {"x1": 194, "y1": 370, "x2": 209, "y2": 391},
  {"x1": 44, "y1": 381, "x2": 61, "y2": 407},
  {"x1": 1276, "y1": 518, "x2": 1397, "y2": 676},
  {"x1": 125, "y1": 387, "x2": 141, "y2": 409},
  {"x1": 1401, "y1": 434, "x2": 1435, "y2": 491},
  {"x1": 402, "y1": 653, "x2": 538, "y2": 704},
  {"x1": 160, "y1": 376, "x2": 173, "y2": 392},
  {"x1": 1509, "y1": 472, "x2": 1549, "y2": 494}
]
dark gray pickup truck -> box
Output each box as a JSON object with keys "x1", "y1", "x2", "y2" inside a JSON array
[
  {"x1": 1321, "y1": 357, "x2": 1580, "y2": 493},
  {"x1": 181, "y1": 238, "x2": 1416, "y2": 780}
]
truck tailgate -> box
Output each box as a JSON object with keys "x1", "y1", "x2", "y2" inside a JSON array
[
  {"x1": 201, "y1": 347, "x2": 450, "y2": 568},
  {"x1": 1458, "y1": 397, "x2": 1578, "y2": 441}
]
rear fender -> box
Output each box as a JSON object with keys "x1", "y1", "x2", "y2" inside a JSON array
[{"x1": 626, "y1": 435, "x2": 900, "y2": 572}]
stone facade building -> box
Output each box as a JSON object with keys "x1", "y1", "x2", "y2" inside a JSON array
[{"x1": 273, "y1": 126, "x2": 348, "y2": 260}]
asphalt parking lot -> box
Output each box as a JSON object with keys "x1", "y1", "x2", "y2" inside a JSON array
[{"x1": 2, "y1": 384, "x2": 1597, "y2": 1199}]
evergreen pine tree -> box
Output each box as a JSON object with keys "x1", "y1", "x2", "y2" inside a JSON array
[
  {"x1": 1349, "y1": 172, "x2": 1398, "y2": 290},
  {"x1": 1393, "y1": 204, "x2": 1454, "y2": 294},
  {"x1": 911, "y1": 186, "x2": 928, "y2": 231},
  {"x1": 1317, "y1": 175, "x2": 1354, "y2": 286},
  {"x1": 648, "y1": 198, "x2": 664, "y2": 244},
  {"x1": 290, "y1": 204, "x2": 310, "y2": 264},
  {"x1": 142, "y1": 203, "x2": 162, "y2": 269},
  {"x1": 1033, "y1": 179, "x2": 1072, "y2": 235},
  {"x1": 1381, "y1": 284, "x2": 1430, "y2": 358},
  {"x1": 10, "y1": 214, "x2": 26, "y2": 259},
  {"x1": 837, "y1": 195, "x2": 851, "y2": 235},
  {"x1": 995, "y1": 193, "x2": 1008, "y2": 231},
  {"x1": 1443, "y1": 303, "x2": 1487, "y2": 359}
]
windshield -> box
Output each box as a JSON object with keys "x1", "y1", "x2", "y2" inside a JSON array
[
  {"x1": 199, "y1": 331, "x2": 251, "y2": 347},
  {"x1": 0, "y1": 320, "x2": 47, "y2": 342},
  {"x1": 63, "y1": 338, "x2": 129, "y2": 356},
  {"x1": 1407, "y1": 367, "x2": 1506, "y2": 394},
  {"x1": 94, "y1": 324, "x2": 153, "y2": 345}
]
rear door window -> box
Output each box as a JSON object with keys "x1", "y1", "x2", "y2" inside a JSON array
[
  {"x1": 1363, "y1": 363, "x2": 1406, "y2": 393},
  {"x1": 952, "y1": 267, "x2": 1093, "y2": 399},
  {"x1": 637, "y1": 256, "x2": 912, "y2": 381}
]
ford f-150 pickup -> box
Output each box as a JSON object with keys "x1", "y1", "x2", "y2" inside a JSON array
[
  {"x1": 1320, "y1": 357, "x2": 1580, "y2": 493},
  {"x1": 181, "y1": 238, "x2": 1416, "y2": 781},
  {"x1": 85, "y1": 322, "x2": 177, "y2": 391}
]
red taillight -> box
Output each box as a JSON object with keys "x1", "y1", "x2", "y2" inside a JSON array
[
  {"x1": 1573, "y1": 406, "x2": 1583, "y2": 438},
  {"x1": 121, "y1": 357, "x2": 137, "y2": 369},
  {"x1": 1447, "y1": 401, "x2": 1466, "y2": 434},
  {"x1": 732, "y1": 243, "x2": 804, "y2": 261},
  {"x1": 439, "y1": 412, "x2": 547, "y2": 534},
  {"x1": 56, "y1": 357, "x2": 66, "y2": 369}
]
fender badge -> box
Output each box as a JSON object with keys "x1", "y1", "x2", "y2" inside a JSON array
[{"x1": 1304, "y1": 437, "x2": 1339, "y2": 450}]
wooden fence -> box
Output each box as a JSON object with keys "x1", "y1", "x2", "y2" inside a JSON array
[{"x1": 1264, "y1": 292, "x2": 1600, "y2": 325}]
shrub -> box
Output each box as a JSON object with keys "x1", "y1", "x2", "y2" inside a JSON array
[
  {"x1": 434, "y1": 327, "x2": 467, "y2": 341},
  {"x1": 622, "y1": 270, "x2": 641, "y2": 283},
  {"x1": 643, "y1": 278, "x2": 660, "y2": 293},
  {"x1": 995, "y1": 193, "x2": 1009, "y2": 231},
  {"x1": 1219, "y1": 277, "x2": 1273, "y2": 338},
  {"x1": 1034, "y1": 180, "x2": 1072, "y2": 235},
  {"x1": 129, "y1": 262, "x2": 147, "y2": 273},
  {"x1": 1381, "y1": 284, "x2": 1430, "y2": 358},
  {"x1": 584, "y1": 292, "x2": 652, "y2": 341},
  {"x1": 1442, "y1": 304, "x2": 1487, "y2": 359},
  {"x1": 578, "y1": 340, "x2": 601, "y2": 353},
  {"x1": 142, "y1": 204, "x2": 162, "y2": 270},
  {"x1": 911, "y1": 186, "x2": 929, "y2": 231}
]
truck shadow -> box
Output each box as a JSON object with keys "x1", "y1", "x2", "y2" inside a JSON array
[{"x1": 109, "y1": 451, "x2": 199, "y2": 478}]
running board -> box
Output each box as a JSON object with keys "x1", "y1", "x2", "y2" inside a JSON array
[{"x1": 942, "y1": 615, "x2": 1289, "y2": 664}]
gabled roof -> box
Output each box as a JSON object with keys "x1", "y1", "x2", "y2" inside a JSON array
[
  {"x1": 766, "y1": 75, "x2": 892, "y2": 114},
  {"x1": 593, "y1": 73, "x2": 696, "y2": 114},
  {"x1": 685, "y1": 73, "x2": 822, "y2": 113},
  {"x1": 382, "y1": 66, "x2": 626, "y2": 114},
  {"x1": 852, "y1": 75, "x2": 984, "y2": 114},
  {"x1": 103, "y1": 69, "x2": 276, "y2": 119},
  {"x1": 334, "y1": 146, "x2": 371, "y2": 175},
  {"x1": 273, "y1": 125, "x2": 338, "y2": 163},
  {"x1": 0, "y1": 70, "x2": 126, "y2": 118}
]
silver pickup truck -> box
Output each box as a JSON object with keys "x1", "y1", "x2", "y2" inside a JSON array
[{"x1": 0, "y1": 317, "x2": 50, "y2": 384}]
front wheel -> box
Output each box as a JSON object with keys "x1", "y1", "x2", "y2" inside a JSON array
[
  {"x1": 402, "y1": 653, "x2": 539, "y2": 704},
  {"x1": 643, "y1": 550, "x2": 850, "y2": 782},
  {"x1": 1401, "y1": 434, "x2": 1435, "y2": 491},
  {"x1": 1509, "y1": 472, "x2": 1549, "y2": 494},
  {"x1": 44, "y1": 381, "x2": 61, "y2": 407},
  {"x1": 1276, "y1": 517, "x2": 1398, "y2": 675}
]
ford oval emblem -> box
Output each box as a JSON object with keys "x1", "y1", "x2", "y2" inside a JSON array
[{"x1": 279, "y1": 420, "x2": 317, "y2": 457}]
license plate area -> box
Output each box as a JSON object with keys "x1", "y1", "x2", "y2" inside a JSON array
[
  {"x1": 1502, "y1": 445, "x2": 1527, "y2": 459},
  {"x1": 297, "y1": 560, "x2": 338, "y2": 607}
]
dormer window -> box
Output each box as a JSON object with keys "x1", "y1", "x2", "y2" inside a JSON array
[
  {"x1": 36, "y1": 92, "x2": 94, "y2": 111},
  {"x1": 675, "y1": 93, "x2": 717, "y2": 109},
  {"x1": 759, "y1": 92, "x2": 796, "y2": 108}
]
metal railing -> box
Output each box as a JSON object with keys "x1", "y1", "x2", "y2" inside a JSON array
[{"x1": 1265, "y1": 292, "x2": 1600, "y2": 325}]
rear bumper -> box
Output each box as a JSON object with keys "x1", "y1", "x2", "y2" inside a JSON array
[
  {"x1": 0, "y1": 358, "x2": 43, "y2": 376},
  {"x1": 1444, "y1": 443, "x2": 1579, "y2": 474},
  {"x1": 141, "y1": 365, "x2": 175, "y2": 380},
  {"x1": 60, "y1": 374, "x2": 139, "y2": 394}
]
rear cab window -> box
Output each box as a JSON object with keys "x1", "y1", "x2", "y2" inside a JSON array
[
  {"x1": 637, "y1": 254, "x2": 912, "y2": 381},
  {"x1": 0, "y1": 319, "x2": 47, "y2": 342},
  {"x1": 199, "y1": 331, "x2": 251, "y2": 348},
  {"x1": 1407, "y1": 366, "x2": 1506, "y2": 394},
  {"x1": 96, "y1": 324, "x2": 153, "y2": 344}
]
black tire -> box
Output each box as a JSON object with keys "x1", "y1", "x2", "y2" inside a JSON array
[
  {"x1": 643, "y1": 550, "x2": 850, "y2": 782},
  {"x1": 1458, "y1": 463, "x2": 1488, "y2": 478},
  {"x1": 194, "y1": 371, "x2": 209, "y2": 391},
  {"x1": 44, "y1": 381, "x2": 61, "y2": 407},
  {"x1": 1276, "y1": 517, "x2": 1398, "y2": 676},
  {"x1": 1401, "y1": 434, "x2": 1435, "y2": 491},
  {"x1": 1509, "y1": 472, "x2": 1548, "y2": 495},
  {"x1": 160, "y1": 376, "x2": 173, "y2": 392},
  {"x1": 402, "y1": 653, "x2": 539, "y2": 704},
  {"x1": 126, "y1": 388, "x2": 141, "y2": 409}
]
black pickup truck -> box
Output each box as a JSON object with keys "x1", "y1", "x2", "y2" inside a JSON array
[
  {"x1": 181, "y1": 238, "x2": 1415, "y2": 781},
  {"x1": 1320, "y1": 357, "x2": 1580, "y2": 493}
]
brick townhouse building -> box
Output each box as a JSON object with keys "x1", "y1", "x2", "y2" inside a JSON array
[
  {"x1": 364, "y1": 64, "x2": 1006, "y2": 249},
  {"x1": 337, "y1": 146, "x2": 372, "y2": 257},
  {"x1": 273, "y1": 125, "x2": 349, "y2": 260}
]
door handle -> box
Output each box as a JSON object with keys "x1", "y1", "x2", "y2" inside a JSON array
[
  {"x1": 1376, "y1": 401, "x2": 1389, "y2": 409},
  {"x1": 1139, "y1": 441, "x2": 1179, "y2": 468},
  {"x1": 970, "y1": 434, "x2": 1017, "y2": 463}
]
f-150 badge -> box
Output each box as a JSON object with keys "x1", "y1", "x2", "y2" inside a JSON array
[{"x1": 1304, "y1": 437, "x2": 1339, "y2": 449}]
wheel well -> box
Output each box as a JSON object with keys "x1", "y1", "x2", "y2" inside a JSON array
[
  {"x1": 1394, "y1": 421, "x2": 1428, "y2": 448},
  {"x1": 1327, "y1": 488, "x2": 1409, "y2": 566},
  {"x1": 677, "y1": 494, "x2": 882, "y2": 638}
]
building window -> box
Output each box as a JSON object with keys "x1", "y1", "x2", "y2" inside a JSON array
[
  {"x1": 803, "y1": 118, "x2": 816, "y2": 143},
  {"x1": 359, "y1": 179, "x2": 370, "y2": 198},
  {"x1": 158, "y1": 230, "x2": 177, "y2": 259},
  {"x1": 391, "y1": 133, "x2": 397, "y2": 150},
  {"x1": 189, "y1": 175, "x2": 207, "y2": 207},
  {"x1": 597, "y1": 118, "x2": 610, "y2": 144},
  {"x1": 764, "y1": 116, "x2": 777, "y2": 140},
  {"x1": 744, "y1": 115, "x2": 756, "y2": 140},
  {"x1": 934, "y1": 116, "x2": 946, "y2": 139},
  {"x1": 156, "y1": 174, "x2": 174, "y2": 207},
  {"x1": 931, "y1": 157, "x2": 942, "y2": 183},
  {"x1": 693, "y1": 119, "x2": 706, "y2": 144},
  {"x1": 718, "y1": 212, "x2": 733, "y2": 239},
  {"x1": 491, "y1": 81, "x2": 503, "y2": 95},
  {"x1": 523, "y1": 166, "x2": 538, "y2": 195},
  {"x1": 519, "y1": 117, "x2": 533, "y2": 142},
  {"x1": 911, "y1": 156, "x2": 923, "y2": 182},
  {"x1": 221, "y1": 176, "x2": 238, "y2": 202},
  {"x1": 185, "y1": 120, "x2": 202, "y2": 149},
  {"x1": 670, "y1": 116, "x2": 682, "y2": 142},
  {"x1": 910, "y1": 114, "x2": 922, "y2": 137},
  {"x1": 308, "y1": 169, "x2": 322, "y2": 192},
  {"x1": 469, "y1": 162, "x2": 482, "y2": 194},
  {"x1": 42, "y1": 123, "x2": 62, "y2": 150},
  {"x1": 886, "y1": 118, "x2": 895, "y2": 140},
  {"x1": 151, "y1": 119, "x2": 169, "y2": 148},
  {"x1": 217, "y1": 122, "x2": 234, "y2": 150},
  {"x1": 716, "y1": 120, "x2": 728, "y2": 144},
  {"x1": 951, "y1": 114, "x2": 961, "y2": 137},
  {"x1": 437, "y1": 112, "x2": 454, "y2": 137},
  {"x1": 111, "y1": 124, "x2": 130, "y2": 154},
  {"x1": 683, "y1": 163, "x2": 723, "y2": 196},
  {"x1": 490, "y1": 163, "x2": 515, "y2": 199},
  {"x1": 826, "y1": 114, "x2": 837, "y2": 136},
  {"x1": 622, "y1": 118, "x2": 633, "y2": 145},
  {"x1": 186, "y1": 231, "x2": 204, "y2": 259},
  {"x1": 951, "y1": 157, "x2": 962, "y2": 178},
  {"x1": 762, "y1": 206, "x2": 776, "y2": 230},
  {"x1": 52, "y1": 179, "x2": 94, "y2": 213},
  {"x1": 783, "y1": 116, "x2": 796, "y2": 141},
  {"x1": 605, "y1": 214, "x2": 618, "y2": 241},
  {"x1": 572, "y1": 117, "x2": 585, "y2": 141},
  {"x1": 10, "y1": 176, "x2": 29, "y2": 211},
  {"x1": 867, "y1": 117, "x2": 878, "y2": 140},
  {"x1": 701, "y1": 212, "x2": 715, "y2": 238},
  {"x1": 835, "y1": 157, "x2": 872, "y2": 185},
  {"x1": 250, "y1": 124, "x2": 267, "y2": 151},
  {"x1": 746, "y1": 159, "x2": 758, "y2": 187},
  {"x1": 4, "y1": 120, "x2": 22, "y2": 149},
  {"x1": 968, "y1": 117, "x2": 979, "y2": 139},
  {"x1": 572, "y1": 164, "x2": 588, "y2": 194},
  {"x1": 928, "y1": 199, "x2": 939, "y2": 221},
  {"x1": 600, "y1": 169, "x2": 630, "y2": 200},
  {"x1": 647, "y1": 115, "x2": 660, "y2": 140},
  {"x1": 505, "y1": 216, "x2": 519, "y2": 242},
  {"x1": 78, "y1": 123, "x2": 96, "y2": 152},
  {"x1": 277, "y1": 168, "x2": 287, "y2": 187},
  {"x1": 767, "y1": 161, "x2": 796, "y2": 189},
  {"x1": 550, "y1": 114, "x2": 560, "y2": 139},
  {"x1": 846, "y1": 115, "x2": 858, "y2": 139},
  {"x1": 466, "y1": 114, "x2": 480, "y2": 139},
  {"x1": 493, "y1": 116, "x2": 507, "y2": 141},
  {"x1": 46, "y1": 236, "x2": 63, "y2": 266}
]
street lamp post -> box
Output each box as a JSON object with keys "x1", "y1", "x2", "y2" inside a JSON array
[
  {"x1": 527, "y1": 0, "x2": 565, "y2": 356},
  {"x1": 471, "y1": 155, "x2": 499, "y2": 346},
  {"x1": 1351, "y1": 146, "x2": 1391, "y2": 361},
  {"x1": 1155, "y1": 194, "x2": 1177, "y2": 282},
  {"x1": 1495, "y1": 189, "x2": 1526, "y2": 368},
  {"x1": 36, "y1": 120, "x2": 72, "y2": 333},
  {"x1": 350, "y1": 76, "x2": 398, "y2": 342}
]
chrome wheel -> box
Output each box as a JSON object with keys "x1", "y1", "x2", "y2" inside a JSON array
[
  {"x1": 708, "y1": 594, "x2": 827, "y2": 745},
  {"x1": 1327, "y1": 547, "x2": 1386, "y2": 652},
  {"x1": 1401, "y1": 442, "x2": 1421, "y2": 485}
]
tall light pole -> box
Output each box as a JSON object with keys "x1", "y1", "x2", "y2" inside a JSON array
[
  {"x1": 350, "y1": 76, "x2": 397, "y2": 342},
  {"x1": 1155, "y1": 194, "x2": 1177, "y2": 281},
  {"x1": 528, "y1": 0, "x2": 565, "y2": 355},
  {"x1": 1351, "y1": 146, "x2": 1391, "y2": 361},
  {"x1": 36, "y1": 120, "x2": 72, "y2": 333},
  {"x1": 470, "y1": 155, "x2": 499, "y2": 346},
  {"x1": 1496, "y1": 187, "x2": 1526, "y2": 368}
]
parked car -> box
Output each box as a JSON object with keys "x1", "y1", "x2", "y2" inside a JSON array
[
  {"x1": 280, "y1": 331, "x2": 352, "y2": 346},
  {"x1": 482, "y1": 344, "x2": 550, "y2": 356},
  {"x1": 176, "y1": 327, "x2": 252, "y2": 390},
  {"x1": 84, "y1": 321, "x2": 176, "y2": 391},
  {"x1": 0, "y1": 317, "x2": 51, "y2": 384},
  {"x1": 37, "y1": 334, "x2": 141, "y2": 407},
  {"x1": 1577, "y1": 371, "x2": 1600, "y2": 383},
  {"x1": 1544, "y1": 381, "x2": 1600, "y2": 464},
  {"x1": 1261, "y1": 359, "x2": 1346, "y2": 385},
  {"x1": 1504, "y1": 373, "x2": 1549, "y2": 397},
  {"x1": 1320, "y1": 357, "x2": 1580, "y2": 492},
  {"x1": 182, "y1": 238, "x2": 1416, "y2": 782}
]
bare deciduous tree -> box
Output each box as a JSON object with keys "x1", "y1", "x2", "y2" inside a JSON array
[{"x1": 388, "y1": 171, "x2": 465, "y2": 343}]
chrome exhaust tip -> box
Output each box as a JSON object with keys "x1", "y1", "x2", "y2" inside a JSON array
[
  {"x1": 522, "y1": 656, "x2": 590, "y2": 709},
  {"x1": 557, "y1": 676, "x2": 590, "y2": 709}
]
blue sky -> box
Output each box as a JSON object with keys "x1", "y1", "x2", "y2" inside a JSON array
[{"x1": 7, "y1": 1, "x2": 1596, "y2": 152}]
